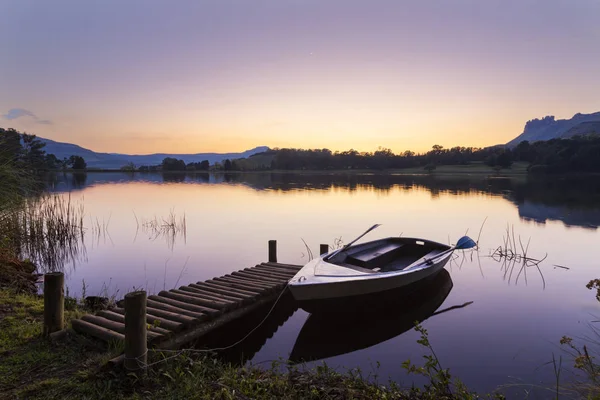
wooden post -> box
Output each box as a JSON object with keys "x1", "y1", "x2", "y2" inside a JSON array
[
  {"x1": 124, "y1": 291, "x2": 147, "y2": 372},
  {"x1": 268, "y1": 240, "x2": 277, "y2": 263},
  {"x1": 320, "y1": 244, "x2": 329, "y2": 255},
  {"x1": 43, "y1": 272, "x2": 64, "y2": 336}
]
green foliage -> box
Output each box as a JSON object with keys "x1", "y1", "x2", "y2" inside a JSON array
[
  {"x1": 22, "y1": 133, "x2": 48, "y2": 170},
  {"x1": 0, "y1": 128, "x2": 23, "y2": 166},
  {"x1": 44, "y1": 153, "x2": 59, "y2": 169},
  {"x1": 403, "y1": 324, "x2": 505, "y2": 400},
  {"x1": 185, "y1": 160, "x2": 210, "y2": 171},
  {"x1": 0, "y1": 288, "x2": 506, "y2": 400},
  {"x1": 1, "y1": 127, "x2": 85, "y2": 172},
  {"x1": 517, "y1": 136, "x2": 600, "y2": 173},
  {"x1": 120, "y1": 162, "x2": 136, "y2": 172},
  {"x1": 68, "y1": 155, "x2": 87, "y2": 170},
  {"x1": 556, "y1": 278, "x2": 600, "y2": 398},
  {"x1": 485, "y1": 151, "x2": 513, "y2": 169},
  {"x1": 1, "y1": 194, "x2": 86, "y2": 273},
  {"x1": 424, "y1": 164, "x2": 436, "y2": 173},
  {"x1": 559, "y1": 335, "x2": 600, "y2": 398},
  {"x1": 161, "y1": 157, "x2": 186, "y2": 171},
  {"x1": 0, "y1": 289, "x2": 112, "y2": 399},
  {"x1": 259, "y1": 137, "x2": 600, "y2": 172}
]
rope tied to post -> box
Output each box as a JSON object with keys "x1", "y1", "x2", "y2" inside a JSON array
[
  {"x1": 124, "y1": 349, "x2": 149, "y2": 371},
  {"x1": 134, "y1": 280, "x2": 292, "y2": 369}
]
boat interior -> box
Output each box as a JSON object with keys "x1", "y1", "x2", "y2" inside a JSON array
[{"x1": 325, "y1": 238, "x2": 450, "y2": 273}]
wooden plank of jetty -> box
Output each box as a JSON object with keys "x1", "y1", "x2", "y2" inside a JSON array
[
  {"x1": 246, "y1": 267, "x2": 295, "y2": 280},
  {"x1": 70, "y1": 261, "x2": 302, "y2": 350}
]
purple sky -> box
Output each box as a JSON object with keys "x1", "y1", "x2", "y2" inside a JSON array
[{"x1": 1, "y1": 0, "x2": 599, "y2": 153}]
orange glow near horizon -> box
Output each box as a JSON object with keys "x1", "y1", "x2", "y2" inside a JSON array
[
  {"x1": 2, "y1": 1, "x2": 599, "y2": 155},
  {"x1": 1, "y1": 103, "x2": 576, "y2": 155}
]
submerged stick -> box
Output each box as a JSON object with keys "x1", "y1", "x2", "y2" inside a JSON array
[{"x1": 432, "y1": 301, "x2": 474, "y2": 316}]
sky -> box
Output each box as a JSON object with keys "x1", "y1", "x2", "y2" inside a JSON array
[{"x1": 1, "y1": 0, "x2": 599, "y2": 155}]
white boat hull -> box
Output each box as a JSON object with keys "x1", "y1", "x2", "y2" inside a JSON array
[{"x1": 289, "y1": 254, "x2": 451, "y2": 302}]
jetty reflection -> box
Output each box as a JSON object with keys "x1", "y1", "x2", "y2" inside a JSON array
[
  {"x1": 289, "y1": 270, "x2": 462, "y2": 363},
  {"x1": 197, "y1": 292, "x2": 298, "y2": 364}
]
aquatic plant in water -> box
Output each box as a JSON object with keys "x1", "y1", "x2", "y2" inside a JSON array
[
  {"x1": 1, "y1": 194, "x2": 86, "y2": 273},
  {"x1": 134, "y1": 209, "x2": 187, "y2": 251}
]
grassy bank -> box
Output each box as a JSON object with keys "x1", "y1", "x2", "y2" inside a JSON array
[
  {"x1": 0, "y1": 284, "x2": 507, "y2": 400},
  {"x1": 0, "y1": 251, "x2": 598, "y2": 399}
]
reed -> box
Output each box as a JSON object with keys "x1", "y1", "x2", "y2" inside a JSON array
[
  {"x1": 1, "y1": 194, "x2": 86, "y2": 273},
  {"x1": 488, "y1": 223, "x2": 548, "y2": 288},
  {"x1": 136, "y1": 209, "x2": 187, "y2": 251},
  {"x1": 300, "y1": 238, "x2": 314, "y2": 261}
]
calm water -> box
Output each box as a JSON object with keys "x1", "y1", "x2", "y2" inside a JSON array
[{"x1": 44, "y1": 172, "x2": 600, "y2": 396}]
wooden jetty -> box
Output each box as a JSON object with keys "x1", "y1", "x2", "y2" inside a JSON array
[{"x1": 70, "y1": 261, "x2": 302, "y2": 351}]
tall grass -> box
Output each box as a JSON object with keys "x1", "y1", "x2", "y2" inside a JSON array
[
  {"x1": 1, "y1": 194, "x2": 86, "y2": 272},
  {"x1": 0, "y1": 159, "x2": 34, "y2": 258},
  {"x1": 1, "y1": 154, "x2": 86, "y2": 273}
]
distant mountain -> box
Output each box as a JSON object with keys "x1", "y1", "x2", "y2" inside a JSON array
[
  {"x1": 38, "y1": 137, "x2": 269, "y2": 169},
  {"x1": 507, "y1": 112, "x2": 600, "y2": 146}
]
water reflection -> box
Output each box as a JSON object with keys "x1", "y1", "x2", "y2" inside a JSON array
[
  {"x1": 35, "y1": 171, "x2": 599, "y2": 394},
  {"x1": 289, "y1": 269, "x2": 458, "y2": 363},
  {"x1": 71, "y1": 172, "x2": 87, "y2": 189},
  {"x1": 46, "y1": 172, "x2": 600, "y2": 230},
  {"x1": 198, "y1": 293, "x2": 298, "y2": 364},
  {"x1": 162, "y1": 173, "x2": 186, "y2": 183}
]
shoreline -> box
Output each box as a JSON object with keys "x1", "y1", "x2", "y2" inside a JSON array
[{"x1": 0, "y1": 283, "x2": 492, "y2": 399}]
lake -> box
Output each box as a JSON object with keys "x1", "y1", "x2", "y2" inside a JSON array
[{"x1": 42, "y1": 172, "x2": 600, "y2": 396}]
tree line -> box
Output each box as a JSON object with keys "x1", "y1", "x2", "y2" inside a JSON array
[
  {"x1": 0, "y1": 128, "x2": 87, "y2": 171},
  {"x1": 133, "y1": 135, "x2": 600, "y2": 174},
  {"x1": 136, "y1": 158, "x2": 237, "y2": 172},
  {"x1": 265, "y1": 145, "x2": 510, "y2": 171},
  {"x1": 6, "y1": 126, "x2": 599, "y2": 174},
  {"x1": 260, "y1": 136, "x2": 600, "y2": 173}
]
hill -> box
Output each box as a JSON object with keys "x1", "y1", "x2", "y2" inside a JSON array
[
  {"x1": 562, "y1": 121, "x2": 600, "y2": 138},
  {"x1": 507, "y1": 112, "x2": 600, "y2": 146},
  {"x1": 38, "y1": 137, "x2": 269, "y2": 169}
]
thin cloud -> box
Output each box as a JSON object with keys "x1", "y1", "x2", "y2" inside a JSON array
[{"x1": 2, "y1": 108, "x2": 52, "y2": 125}]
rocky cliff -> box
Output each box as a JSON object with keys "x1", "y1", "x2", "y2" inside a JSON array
[{"x1": 507, "y1": 112, "x2": 600, "y2": 146}]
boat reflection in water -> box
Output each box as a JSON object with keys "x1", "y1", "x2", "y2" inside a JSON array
[{"x1": 289, "y1": 269, "x2": 458, "y2": 363}]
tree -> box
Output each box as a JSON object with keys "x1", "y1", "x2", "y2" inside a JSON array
[
  {"x1": 484, "y1": 154, "x2": 497, "y2": 167},
  {"x1": 21, "y1": 133, "x2": 47, "y2": 170},
  {"x1": 199, "y1": 160, "x2": 210, "y2": 170},
  {"x1": 223, "y1": 159, "x2": 232, "y2": 171},
  {"x1": 60, "y1": 157, "x2": 69, "y2": 171},
  {"x1": 45, "y1": 154, "x2": 59, "y2": 169},
  {"x1": 496, "y1": 151, "x2": 513, "y2": 169},
  {"x1": 68, "y1": 155, "x2": 87, "y2": 170},
  {"x1": 120, "y1": 162, "x2": 136, "y2": 172},
  {"x1": 431, "y1": 144, "x2": 444, "y2": 154},
  {"x1": 515, "y1": 140, "x2": 534, "y2": 162},
  {"x1": 161, "y1": 157, "x2": 186, "y2": 171},
  {"x1": 424, "y1": 164, "x2": 436, "y2": 173},
  {"x1": 0, "y1": 128, "x2": 23, "y2": 165}
]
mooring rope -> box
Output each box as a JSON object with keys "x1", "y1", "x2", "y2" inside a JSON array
[
  {"x1": 138, "y1": 280, "x2": 292, "y2": 369},
  {"x1": 124, "y1": 349, "x2": 149, "y2": 371}
]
